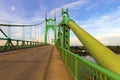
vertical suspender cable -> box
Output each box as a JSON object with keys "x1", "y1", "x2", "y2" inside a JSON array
[
  {"x1": 38, "y1": 25, "x2": 40, "y2": 42},
  {"x1": 8, "y1": 26, "x2": 11, "y2": 38},
  {"x1": 37, "y1": 25, "x2": 39, "y2": 42},
  {"x1": 30, "y1": 26, "x2": 32, "y2": 41},
  {"x1": 23, "y1": 26, "x2": 24, "y2": 40},
  {"x1": 31, "y1": 26, "x2": 33, "y2": 41},
  {"x1": 9, "y1": 26, "x2": 12, "y2": 38},
  {"x1": 34, "y1": 26, "x2": 36, "y2": 40},
  {"x1": 8, "y1": 27, "x2": 9, "y2": 38}
]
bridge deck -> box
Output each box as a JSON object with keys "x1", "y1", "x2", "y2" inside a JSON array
[
  {"x1": 0, "y1": 45, "x2": 73, "y2": 80},
  {"x1": 0, "y1": 45, "x2": 52, "y2": 80}
]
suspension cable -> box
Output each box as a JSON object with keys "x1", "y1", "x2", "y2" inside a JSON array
[
  {"x1": 0, "y1": 20, "x2": 45, "y2": 27},
  {"x1": 23, "y1": 26, "x2": 25, "y2": 40}
]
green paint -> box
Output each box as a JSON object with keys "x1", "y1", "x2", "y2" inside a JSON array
[
  {"x1": 57, "y1": 46, "x2": 120, "y2": 80},
  {"x1": 0, "y1": 38, "x2": 47, "y2": 51},
  {"x1": 67, "y1": 20, "x2": 120, "y2": 75},
  {"x1": 56, "y1": 8, "x2": 70, "y2": 50},
  {"x1": 56, "y1": 8, "x2": 120, "y2": 79},
  {"x1": 44, "y1": 18, "x2": 56, "y2": 44}
]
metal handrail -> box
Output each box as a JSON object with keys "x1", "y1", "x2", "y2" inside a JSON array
[
  {"x1": 57, "y1": 46, "x2": 120, "y2": 80},
  {"x1": 59, "y1": 17, "x2": 120, "y2": 75}
]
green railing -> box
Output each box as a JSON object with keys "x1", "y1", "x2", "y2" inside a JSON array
[
  {"x1": 0, "y1": 38, "x2": 47, "y2": 51},
  {"x1": 57, "y1": 46, "x2": 120, "y2": 80},
  {"x1": 56, "y1": 9, "x2": 120, "y2": 78},
  {"x1": 0, "y1": 21, "x2": 47, "y2": 51}
]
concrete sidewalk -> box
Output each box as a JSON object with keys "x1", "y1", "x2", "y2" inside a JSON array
[{"x1": 44, "y1": 46, "x2": 73, "y2": 80}]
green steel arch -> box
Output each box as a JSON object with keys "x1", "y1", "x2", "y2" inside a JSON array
[{"x1": 44, "y1": 18, "x2": 56, "y2": 44}]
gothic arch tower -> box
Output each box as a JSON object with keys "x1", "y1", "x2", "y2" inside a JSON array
[{"x1": 44, "y1": 18, "x2": 56, "y2": 44}]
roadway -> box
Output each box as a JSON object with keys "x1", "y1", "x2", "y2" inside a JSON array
[{"x1": 0, "y1": 45, "x2": 53, "y2": 80}]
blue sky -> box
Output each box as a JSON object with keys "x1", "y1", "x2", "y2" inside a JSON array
[{"x1": 0, "y1": 0, "x2": 120, "y2": 45}]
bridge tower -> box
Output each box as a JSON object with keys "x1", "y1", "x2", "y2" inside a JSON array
[
  {"x1": 57, "y1": 9, "x2": 70, "y2": 50},
  {"x1": 44, "y1": 17, "x2": 56, "y2": 44}
]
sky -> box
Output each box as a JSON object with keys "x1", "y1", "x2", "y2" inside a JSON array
[{"x1": 0, "y1": 0, "x2": 120, "y2": 46}]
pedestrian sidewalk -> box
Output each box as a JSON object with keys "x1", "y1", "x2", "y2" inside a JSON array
[{"x1": 44, "y1": 46, "x2": 73, "y2": 80}]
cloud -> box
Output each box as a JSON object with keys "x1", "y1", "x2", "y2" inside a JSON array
[
  {"x1": 85, "y1": 3, "x2": 99, "y2": 11},
  {"x1": 118, "y1": 6, "x2": 120, "y2": 9},
  {"x1": 1, "y1": 0, "x2": 119, "y2": 46},
  {"x1": 69, "y1": 30, "x2": 82, "y2": 46},
  {"x1": 0, "y1": 12, "x2": 12, "y2": 21},
  {"x1": 70, "y1": 34, "x2": 82, "y2": 46},
  {"x1": 0, "y1": 0, "x2": 46, "y2": 43},
  {"x1": 49, "y1": 0, "x2": 86, "y2": 17},
  {"x1": 74, "y1": 8, "x2": 120, "y2": 45},
  {"x1": 62, "y1": 0, "x2": 85, "y2": 9},
  {"x1": 11, "y1": 6, "x2": 16, "y2": 11}
]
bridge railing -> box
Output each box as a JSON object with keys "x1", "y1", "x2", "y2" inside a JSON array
[
  {"x1": 0, "y1": 21, "x2": 46, "y2": 51},
  {"x1": 0, "y1": 38, "x2": 47, "y2": 51},
  {"x1": 56, "y1": 9, "x2": 120, "y2": 79},
  {"x1": 57, "y1": 46, "x2": 120, "y2": 80}
]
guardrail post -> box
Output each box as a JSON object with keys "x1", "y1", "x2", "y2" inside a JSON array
[
  {"x1": 75, "y1": 55, "x2": 78, "y2": 80},
  {"x1": 27, "y1": 41, "x2": 28, "y2": 47},
  {"x1": 16, "y1": 40, "x2": 19, "y2": 49}
]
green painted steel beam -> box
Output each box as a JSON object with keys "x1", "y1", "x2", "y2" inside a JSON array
[
  {"x1": 57, "y1": 8, "x2": 70, "y2": 50},
  {"x1": 57, "y1": 46, "x2": 120, "y2": 79},
  {"x1": 0, "y1": 38, "x2": 47, "y2": 51},
  {"x1": 44, "y1": 18, "x2": 56, "y2": 44},
  {"x1": 0, "y1": 29, "x2": 8, "y2": 38}
]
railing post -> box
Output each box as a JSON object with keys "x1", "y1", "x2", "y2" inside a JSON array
[
  {"x1": 16, "y1": 40, "x2": 19, "y2": 49},
  {"x1": 26, "y1": 41, "x2": 28, "y2": 47},
  {"x1": 75, "y1": 55, "x2": 78, "y2": 80}
]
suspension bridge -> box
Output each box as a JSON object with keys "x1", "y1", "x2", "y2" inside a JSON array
[{"x1": 0, "y1": 9, "x2": 120, "y2": 80}]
